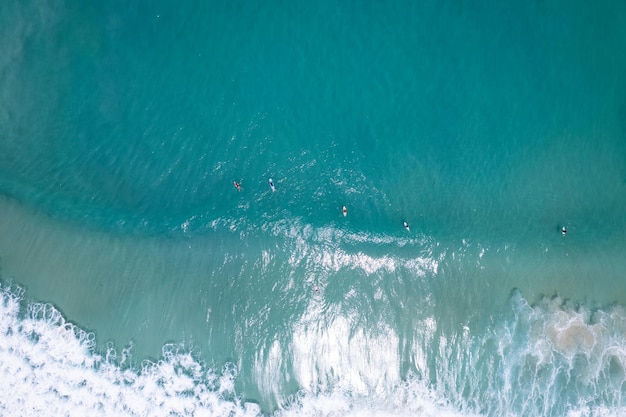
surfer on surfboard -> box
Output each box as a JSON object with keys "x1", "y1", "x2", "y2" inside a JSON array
[
  {"x1": 269, "y1": 178, "x2": 275, "y2": 192},
  {"x1": 342, "y1": 206, "x2": 347, "y2": 216},
  {"x1": 234, "y1": 181, "x2": 241, "y2": 191},
  {"x1": 403, "y1": 221, "x2": 410, "y2": 231}
]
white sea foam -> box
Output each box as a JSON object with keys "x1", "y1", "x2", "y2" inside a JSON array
[
  {"x1": 266, "y1": 217, "x2": 438, "y2": 280},
  {"x1": 2, "y1": 282, "x2": 625, "y2": 417},
  {"x1": 0, "y1": 281, "x2": 467, "y2": 417},
  {"x1": 273, "y1": 377, "x2": 481, "y2": 417},
  {"x1": 0, "y1": 284, "x2": 261, "y2": 417},
  {"x1": 0, "y1": 280, "x2": 471, "y2": 417},
  {"x1": 291, "y1": 307, "x2": 401, "y2": 396},
  {"x1": 462, "y1": 290, "x2": 626, "y2": 416}
]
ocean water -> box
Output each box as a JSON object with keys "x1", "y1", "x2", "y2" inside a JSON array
[{"x1": 1, "y1": 0, "x2": 626, "y2": 415}]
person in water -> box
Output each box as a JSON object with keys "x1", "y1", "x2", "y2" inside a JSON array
[
  {"x1": 234, "y1": 181, "x2": 241, "y2": 191},
  {"x1": 562, "y1": 226, "x2": 567, "y2": 236}
]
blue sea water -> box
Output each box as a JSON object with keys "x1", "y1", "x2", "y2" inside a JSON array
[{"x1": 1, "y1": 0, "x2": 626, "y2": 415}]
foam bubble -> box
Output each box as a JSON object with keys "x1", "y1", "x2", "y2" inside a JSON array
[
  {"x1": 2, "y1": 282, "x2": 625, "y2": 417},
  {"x1": 0, "y1": 282, "x2": 470, "y2": 417},
  {"x1": 291, "y1": 309, "x2": 401, "y2": 396},
  {"x1": 269, "y1": 217, "x2": 438, "y2": 279},
  {"x1": 474, "y1": 290, "x2": 626, "y2": 416},
  {"x1": 273, "y1": 375, "x2": 479, "y2": 417},
  {"x1": 0, "y1": 283, "x2": 262, "y2": 417}
]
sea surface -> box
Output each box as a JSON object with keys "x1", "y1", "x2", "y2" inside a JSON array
[{"x1": 1, "y1": 0, "x2": 626, "y2": 416}]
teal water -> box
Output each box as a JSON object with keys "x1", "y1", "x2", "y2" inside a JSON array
[{"x1": 1, "y1": 0, "x2": 626, "y2": 415}]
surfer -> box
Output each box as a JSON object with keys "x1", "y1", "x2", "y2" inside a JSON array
[
  {"x1": 561, "y1": 226, "x2": 567, "y2": 236},
  {"x1": 342, "y1": 206, "x2": 347, "y2": 216},
  {"x1": 234, "y1": 181, "x2": 241, "y2": 191},
  {"x1": 403, "y1": 221, "x2": 410, "y2": 231},
  {"x1": 269, "y1": 178, "x2": 275, "y2": 192}
]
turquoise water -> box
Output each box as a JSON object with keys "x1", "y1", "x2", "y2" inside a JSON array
[{"x1": 1, "y1": 0, "x2": 626, "y2": 415}]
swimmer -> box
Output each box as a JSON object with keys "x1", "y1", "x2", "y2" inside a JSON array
[
  {"x1": 342, "y1": 206, "x2": 347, "y2": 216},
  {"x1": 314, "y1": 285, "x2": 319, "y2": 293},
  {"x1": 562, "y1": 226, "x2": 567, "y2": 236},
  {"x1": 403, "y1": 221, "x2": 410, "y2": 231},
  {"x1": 234, "y1": 181, "x2": 241, "y2": 191},
  {"x1": 269, "y1": 178, "x2": 275, "y2": 192}
]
